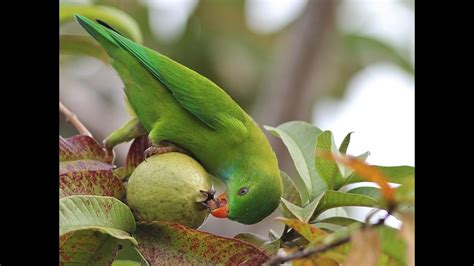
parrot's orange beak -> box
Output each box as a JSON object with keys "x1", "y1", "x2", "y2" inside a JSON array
[{"x1": 210, "y1": 191, "x2": 228, "y2": 218}]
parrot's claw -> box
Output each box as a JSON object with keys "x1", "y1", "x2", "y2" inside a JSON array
[{"x1": 144, "y1": 142, "x2": 190, "y2": 160}]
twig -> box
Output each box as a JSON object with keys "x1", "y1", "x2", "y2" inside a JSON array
[
  {"x1": 266, "y1": 236, "x2": 350, "y2": 266},
  {"x1": 60, "y1": 101, "x2": 93, "y2": 137},
  {"x1": 265, "y1": 206, "x2": 396, "y2": 266}
]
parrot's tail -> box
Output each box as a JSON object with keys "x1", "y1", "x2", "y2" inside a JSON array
[{"x1": 75, "y1": 14, "x2": 120, "y2": 54}]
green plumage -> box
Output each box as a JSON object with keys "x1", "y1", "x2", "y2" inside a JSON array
[{"x1": 76, "y1": 15, "x2": 282, "y2": 224}]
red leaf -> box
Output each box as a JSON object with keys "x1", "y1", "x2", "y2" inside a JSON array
[
  {"x1": 134, "y1": 221, "x2": 269, "y2": 265},
  {"x1": 59, "y1": 135, "x2": 125, "y2": 199},
  {"x1": 123, "y1": 136, "x2": 151, "y2": 178},
  {"x1": 60, "y1": 135, "x2": 107, "y2": 162}
]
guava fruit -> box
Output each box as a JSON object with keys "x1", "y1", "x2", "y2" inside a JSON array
[{"x1": 126, "y1": 152, "x2": 212, "y2": 228}]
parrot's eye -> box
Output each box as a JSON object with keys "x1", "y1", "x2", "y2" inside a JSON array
[{"x1": 237, "y1": 187, "x2": 249, "y2": 196}]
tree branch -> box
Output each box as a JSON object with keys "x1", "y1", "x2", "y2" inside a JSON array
[
  {"x1": 265, "y1": 206, "x2": 395, "y2": 265},
  {"x1": 253, "y1": 0, "x2": 338, "y2": 174},
  {"x1": 60, "y1": 101, "x2": 93, "y2": 137}
]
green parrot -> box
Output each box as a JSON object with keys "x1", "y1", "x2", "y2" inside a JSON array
[{"x1": 75, "y1": 15, "x2": 282, "y2": 224}]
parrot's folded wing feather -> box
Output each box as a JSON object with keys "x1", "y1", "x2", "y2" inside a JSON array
[{"x1": 107, "y1": 30, "x2": 249, "y2": 137}]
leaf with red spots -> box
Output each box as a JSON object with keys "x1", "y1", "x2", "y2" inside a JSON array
[
  {"x1": 60, "y1": 135, "x2": 107, "y2": 162},
  {"x1": 59, "y1": 135, "x2": 125, "y2": 198},
  {"x1": 134, "y1": 221, "x2": 270, "y2": 265},
  {"x1": 122, "y1": 136, "x2": 151, "y2": 179},
  {"x1": 60, "y1": 195, "x2": 139, "y2": 264},
  {"x1": 234, "y1": 233, "x2": 281, "y2": 256}
]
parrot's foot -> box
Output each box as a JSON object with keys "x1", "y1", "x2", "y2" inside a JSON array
[{"x1": 144, "y1": 142, "x2": 190, "y2": 159}]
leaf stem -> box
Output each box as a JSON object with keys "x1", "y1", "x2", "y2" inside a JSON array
[{"x1": 60, "y1": 101, "x2": 93, "y2": 137}]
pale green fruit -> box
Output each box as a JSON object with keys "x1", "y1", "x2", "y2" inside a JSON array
[{"x1": 126, "y1": 152, "x2": 212, "y2": 228}]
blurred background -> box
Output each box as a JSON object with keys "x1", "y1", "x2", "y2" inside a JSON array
[{"x1": 60, "y1": 0, "x2": 414, "y2": 238}]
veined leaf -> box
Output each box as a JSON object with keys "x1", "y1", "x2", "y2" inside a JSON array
[
  {"x1": 265, "y1": 121, "x2": 325, "y2": 202},
  {"x1": 59, "y1": 135, "x2": 125, "y2": 198},
  {"x1": 346, "y1": 165, "x2": 414, "y2": 185},
  {"x1": 313, "y1": 191, "x2": 379, "y2": 218},
  {"x1": 134, "y1": 221, "x2": 269, "y2": 265},
  {"x1": 60, "y1": 135, "x2": 107, "y2": 162},
  {"x1": 60, "y1": 195, "x2": 138, "y2": 264},
  {"x1": 347, "y1": 186, "x2": 381, "y2": 200},
  {"x1": 60, "y1": 229, "x2": 123, "y2": 265},
  {"x1": 328, "y1": 155, "x2": 396, "y2": 203},
  {"x1": 315, "y1": 131, "x2": 351, "y2": 190},
  {"x1": 280, "y1": 193, "x2": 323, "y2": 223},
  {"x1": 339, "y1": 132, "x2": 354, "y2": 154},
  {"x1": 60, "y1": 195, "x2": 136, "y2": 237},
  {"x1": 280, "y1": 170, "x2": 302, "y2": 206},
  {"x1": 122, "y1": 136, "x2": 151, "y2": 179}
]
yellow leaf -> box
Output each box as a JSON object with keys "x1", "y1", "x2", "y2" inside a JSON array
[
  {"x1": 283, "y1": 247, "x2": 340, "y2": 266},
  {"x1": 401, "y1": 214, "x2": 414, "y2": 266},
  {"x1": 344, "y1": 228, "x2": 381, "y2": 266},
  {"x1": 276, "y1": 217, "x2": 327, "y2": 242}
]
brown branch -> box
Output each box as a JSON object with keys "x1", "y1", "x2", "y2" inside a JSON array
[
  {"x1": 265, "y1": 207, "x2": 395, "y2": 266},
  {"x1": 60, "y1": 101, "x2": 93, "y2": 137},
  {"x1": 266, "y1": 235, "x2": 351, "y2": 266}
]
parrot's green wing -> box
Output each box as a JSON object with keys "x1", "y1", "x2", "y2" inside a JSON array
[{"x1": 106, "y1": 29, "x2": 249, "y2": 137}]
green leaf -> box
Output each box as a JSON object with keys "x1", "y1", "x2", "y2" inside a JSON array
[
  {"x1": 280, "y1": 193, "x2": 323, "y2": 223},
  {"x1": 376, "y1": 226, "x2": 406, "y2": 265},
  {"x1": 59, "y1": 196, "x2": 139, "y2": 263},
  {"x1": 122, "y1": 136, "x2": 151, "y2": 180},
  {"x1": 134, "y1": 221, "x2": 269, "y2": 265},
  {"x1": 347, "y1": 187, "x2": 381, "y2": 200},
  {"x1": 265, "y1": 121, "x2": 325, "y2": 202},
  {"x1": 60, "y1": 229, "x2": 122, "y2": 265},
  {"x1": 346, "y1": 165, "x2": 414, "y2": 185},
  {"x1": 313, "y1": 217, "x2": 362, "y2": 232},
  {"x1": 59, "y1": 135, "x2": 125, "y2": 198},
  {"x1": 313, "y1": 191, "x2": 379, "y2": 218},
  {"x1": 280, "y1": 171, "x2": 302, "y2": 206},
  {"x1": 60, "y1": 195, "x2": 136, "y2": 237},
  {"x1": 315, "y1": 216, "x2": 362, "y2": 226},
  {"x1": 315, "y1": 131, "x2": 349, "y2": 190},
  {"x1": 60, "y1": 35, "x2": 109, "y2": 63},
  {"x1": 356, "y1": 151, "x2": 371, "y2": 161},
  {"x1": 114, "y1": 239, "x2": 149, "y2": 266},
  {"x1": 339, "y1": 132, "x2": 354, "y2": 154},
  {"x1": 60, "y1": 5, "x2": 143, "y2": 43}
]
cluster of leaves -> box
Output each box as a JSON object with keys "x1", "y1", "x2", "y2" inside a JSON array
[{"x1": 259, "y1": 121, "x2": 414, "y2": 265}]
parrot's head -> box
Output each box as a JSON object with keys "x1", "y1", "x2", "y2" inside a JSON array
[{"x1": 210, "y1": 165, "x2": 283, "y2": 224}]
